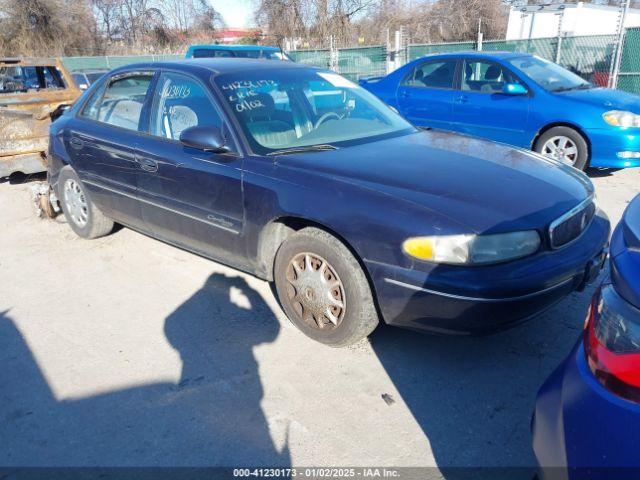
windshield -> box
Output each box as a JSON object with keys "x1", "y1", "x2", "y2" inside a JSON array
[
  {"x1": 214, "y1": 69, "x2": 414, "y2": 154},
  {"x1": 193, "y1": 48, "x2": 290, "y2": 61},
  {"x1": 508, "y1": 56, "x2": 592, "y2": 92}
]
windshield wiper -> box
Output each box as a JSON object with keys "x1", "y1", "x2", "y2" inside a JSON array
[
  {"x1": 266, "y1": 144, "x2": 339, "y2": 156},
  {"x1": 552, "y1": 83, "x2": 593, "y2": 92}
]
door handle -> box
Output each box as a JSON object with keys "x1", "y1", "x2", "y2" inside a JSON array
[
  {"x1": 69, "y1": 137, "x2": 83, "y2": 149},
  {"x1": 136, "y1": 157, "x2": 158, "y2": 173},
  {"x1": 400, "y1": 91, "x2": 411, "y2": 99},
  {"x1": 455, "y1": 95, "x2": 468, "y2": 103}
]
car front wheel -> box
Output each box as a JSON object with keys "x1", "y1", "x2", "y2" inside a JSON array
[
  {"x1": 59, "y1": 166, "x2": 114, "y2": 239},
  {"x1": 274, "y1": 227, "x2": 379, "y2": 347},
  {"x1": 534, "y1": 126, "x2": 589, "y2": 170}
]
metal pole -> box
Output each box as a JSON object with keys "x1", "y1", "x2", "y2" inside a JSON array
[
  {"x1": 477, "y1": 18, "x2": 483, "y2": 51},
  {"x1": 610, "y1": 0, "x2": 630, "y2": 89},
  {"x1": 555, "y1": 7, "x2": 565, "y2": 64}
]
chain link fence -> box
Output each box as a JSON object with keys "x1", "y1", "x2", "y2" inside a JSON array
[{"x1": 59, "y1": 31, "x2": 640, "y2": 93}]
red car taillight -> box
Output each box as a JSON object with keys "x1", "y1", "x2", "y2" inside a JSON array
[{"x1": 584, "y1": 284, "x2": 640, "y2": 402}]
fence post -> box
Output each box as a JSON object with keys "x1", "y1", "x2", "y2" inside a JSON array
[
  {"x1": 610, "y1": 0, "x2": 630, "y2": 88},
  {"x1": 555, "y1": 7, "x2": 565, "y2": 63},
  {"x1": 329, "y1": 35, "x2": 338, "y2": 71},
  {"x1": 477, "y1": 18, "x2": 483, "y2": 51}
]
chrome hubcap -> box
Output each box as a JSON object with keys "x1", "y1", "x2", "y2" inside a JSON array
[
  {"x1": 285, "y1": 253, "x2": 346, "y2": 330},
  {"x1": 541, "y1": 136, "x2": 578, "y2": 165},
  {"x1": 63, "y1": 179, "x2": 88, "y2": 227}
]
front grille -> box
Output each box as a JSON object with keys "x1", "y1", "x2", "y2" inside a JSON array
[{"x1": 549, "y1": 198, "x2": 596, "y2": 249}]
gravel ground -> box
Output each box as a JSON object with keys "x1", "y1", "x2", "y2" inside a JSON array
[{"x1": 0, "y1": 167, "x2": 637, "y2": 475}]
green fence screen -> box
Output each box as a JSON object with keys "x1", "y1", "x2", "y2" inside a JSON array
[
  {"x1": 62, "y1": 54, "x2": 181, "y2": 71},
  {"x1": 618, "y1": 27, "x2": 640, "y2": 94},
  {"x1": 60, "y1": 31, "x2": 638, "y2": 93}
]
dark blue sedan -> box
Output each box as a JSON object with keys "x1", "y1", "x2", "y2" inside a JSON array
[
  {"x1": 361, "y1": 52, "x2": 640, "y2": 171},
  {"x1": 48, "y1": 59, "x2": 609, "y2": 346},
  {"x1": 533, "y1": 194, "x2": 640, "y2": 479}
]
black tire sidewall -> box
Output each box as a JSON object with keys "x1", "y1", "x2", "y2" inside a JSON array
[
  {"x1": 274, "y1": 230, "x2": 376, "y2": 346},
  {"x1": 535, "y1": 126, "x2": 589, "y2": 171},
  {"x1": 58, "y1": 167, "x2": 94, "y2": 238}
]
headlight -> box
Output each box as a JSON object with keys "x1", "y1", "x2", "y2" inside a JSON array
[
  {"x1": 603, "y1": 110, "x2": 640, "y2": 127},
  {"x1": 402, "y1": 231, "x2": 541, "y2": 265}
]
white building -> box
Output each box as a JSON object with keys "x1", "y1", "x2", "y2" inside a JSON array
[{"x1": 506, "y1": 2, "x2": 640, "y2": 40}]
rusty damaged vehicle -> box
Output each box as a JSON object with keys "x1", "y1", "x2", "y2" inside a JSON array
[{"x1": 0, "y1": 57, "x2": 80, "y2": 178}]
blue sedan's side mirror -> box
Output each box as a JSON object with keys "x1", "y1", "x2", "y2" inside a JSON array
[
  {"x1": 179, "y1": 126, "x2": 229, "y2": 153},
  {"x1": 503, "y1": 83, "x2": 528, "y2": 95}
]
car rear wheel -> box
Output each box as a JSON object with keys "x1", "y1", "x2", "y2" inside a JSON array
[
  {"x1": 534, "y1": 126, "x2": 589, "y2": 170},
  {"x1": 59, "y1": 166, "x2": 114, "y2": 239},
  {"x1": 274, "y1": 227, "x2": 379, "y2": 347}
]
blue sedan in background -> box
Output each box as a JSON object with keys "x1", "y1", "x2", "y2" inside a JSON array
[
  {"x1": 361, "y1": 52, "x2": 640, "y2": 171},
  {"x1": 186, "y1": 44, "x2": 292, "y2": 61},
  {"x1": 533, "y1": 194, "x2": 640, "y2": 479},
  {"x1": 48, "y1": 59, "x2": 609, "y2": 346}
]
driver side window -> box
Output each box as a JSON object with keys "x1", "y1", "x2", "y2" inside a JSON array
[
  {"x1": 149, "y1": 72, "x2": 222, "y2": 141},
  {"x1": 462, "y1": 60, "x2": 523, "y2": 94}
]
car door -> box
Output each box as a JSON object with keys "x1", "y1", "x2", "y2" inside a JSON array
[
  {"x1": 451, "y1": 59, "x2": 530, "y2": 147},
  {"x1": 135, "y1": 70, "x2": 246, "y2": 265},
  {"x1": 396, "y1": 59, "x2": 458, "y2": 130},
  {"x1": 66, "y1": 71, "x2": 155, "y2": 228}
]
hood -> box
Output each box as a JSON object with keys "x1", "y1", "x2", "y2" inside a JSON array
[
  {"x1": 554, "y1": 87, "x2": 640, "y2": 112},
  {"x1": 277, "y1": 130, "x2": 593, "y2": 234},
  {"x1": 612, "y1": 194, "x2": 640, "y2": 309}
]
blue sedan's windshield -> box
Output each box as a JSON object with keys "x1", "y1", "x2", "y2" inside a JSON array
[
  {"x1": 214, "y1": 69, "x2": 414, "y2": 154},
  {"x1": 508, "y1": 56, "x2": 592, "y2": 92}
]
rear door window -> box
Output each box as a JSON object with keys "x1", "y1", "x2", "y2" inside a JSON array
[
  {"x1": 401, "y1": 60, "x2": 457, "y2": 89},
  {"x1": 80, "y1": 73, "x2": 153, "y2": 131}
]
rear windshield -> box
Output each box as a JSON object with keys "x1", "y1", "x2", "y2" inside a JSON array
[{"x1": 0, "y1": 65, "x2": 66, "y2": 94}]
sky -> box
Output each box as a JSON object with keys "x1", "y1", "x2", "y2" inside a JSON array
[{"x1": 209, "y1": 0, "x2": 255, "y2": 28}]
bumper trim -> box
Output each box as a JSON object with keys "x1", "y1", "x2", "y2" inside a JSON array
[{"x1": 383, "y1": 276, "x2": 574, "y2": 303}]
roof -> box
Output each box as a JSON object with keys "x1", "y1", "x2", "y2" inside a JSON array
[
  {"x1": 0, "y1": 57, "x2": 62, "y2": 66},
  {"x1": 423, "y1": 51, "x2": 531, "y2": 60},
  {"x1": 111, "y1": 57, "x2": 314, "y2": 76},
  {"x1": 188, "y1": 44, "x2": 281, "y2": 52}
]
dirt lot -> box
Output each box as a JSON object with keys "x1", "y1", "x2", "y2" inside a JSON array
[{"x1": 0, "y1": 168, "x2": 638, "y2": 474}]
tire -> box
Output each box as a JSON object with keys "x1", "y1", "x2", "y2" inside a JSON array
[
  {"x1": 534, "y1": 126, "x2": 589, "y2": 171},
  {"x1": 274, "y1": 227, "x2": 379, "y2": 347},
  {"x1": 58, "y1": 166, "x2": 114, "y2": 239}
]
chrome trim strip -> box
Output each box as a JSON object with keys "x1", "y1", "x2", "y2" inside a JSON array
[
  {"x1": 383, "y1": 277, "x2": 574, "y2": 303},
  {"x1": 549, "y1": 195, "x2": 595, "y2": 250},
  {"x1": 83, "y1": 179, "x2": 241, "y2": 234}
]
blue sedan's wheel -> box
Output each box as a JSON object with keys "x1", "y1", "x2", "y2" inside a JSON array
[
  {"x1": 58, "y1": 166, "x2": 114, "y2": 239},
  {"x1": 274, "y1": 227, "x2": 379, "y2": 347},
  {"x1": 534, "y1": 126, "x2": 589, "y2": 171}
]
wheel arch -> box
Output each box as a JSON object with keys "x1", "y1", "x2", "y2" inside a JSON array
[
  {"x1": 257, "y1": 215, "x2": 364, "y2": 281},
  {"x1": 531, "y1": 122, "x2": 592, "y2": 160}
]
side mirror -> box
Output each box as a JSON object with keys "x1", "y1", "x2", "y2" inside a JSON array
[
  {"x1": 503, "y1": 83, "x2": 527, "y2": 95},
  {"x1": 179, "y1": 126, "x2": 229, "y2": 153}
]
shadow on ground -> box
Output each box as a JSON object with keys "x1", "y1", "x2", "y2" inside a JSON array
[
  {"x1": 0, "y1": 273, "x2": 289, "y2": 466},
  {"x1": 368, "y1": 286, "x2": 596, "y2": 479},
  {"x1": 1, "y1": 269, "x2": 594, "y2": 474}
]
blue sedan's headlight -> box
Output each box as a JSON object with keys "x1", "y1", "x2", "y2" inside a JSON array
[
  {"x1": 603, "y1": 110, "x2": 640, "y2": 128},
  {"x1": 402, "y1": 230, "x2": 541, "y2": 265}
]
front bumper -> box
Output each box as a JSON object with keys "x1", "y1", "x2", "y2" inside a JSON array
[
  {"x1": 585, "y1": 128, "x2": 640, "y2": 169},
  {"x1": 365, "y1": 210, "x2": 610, "y2": 334},
  {"x1": 532, "y1": 340, "x2": 640, "y2": 480}
]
